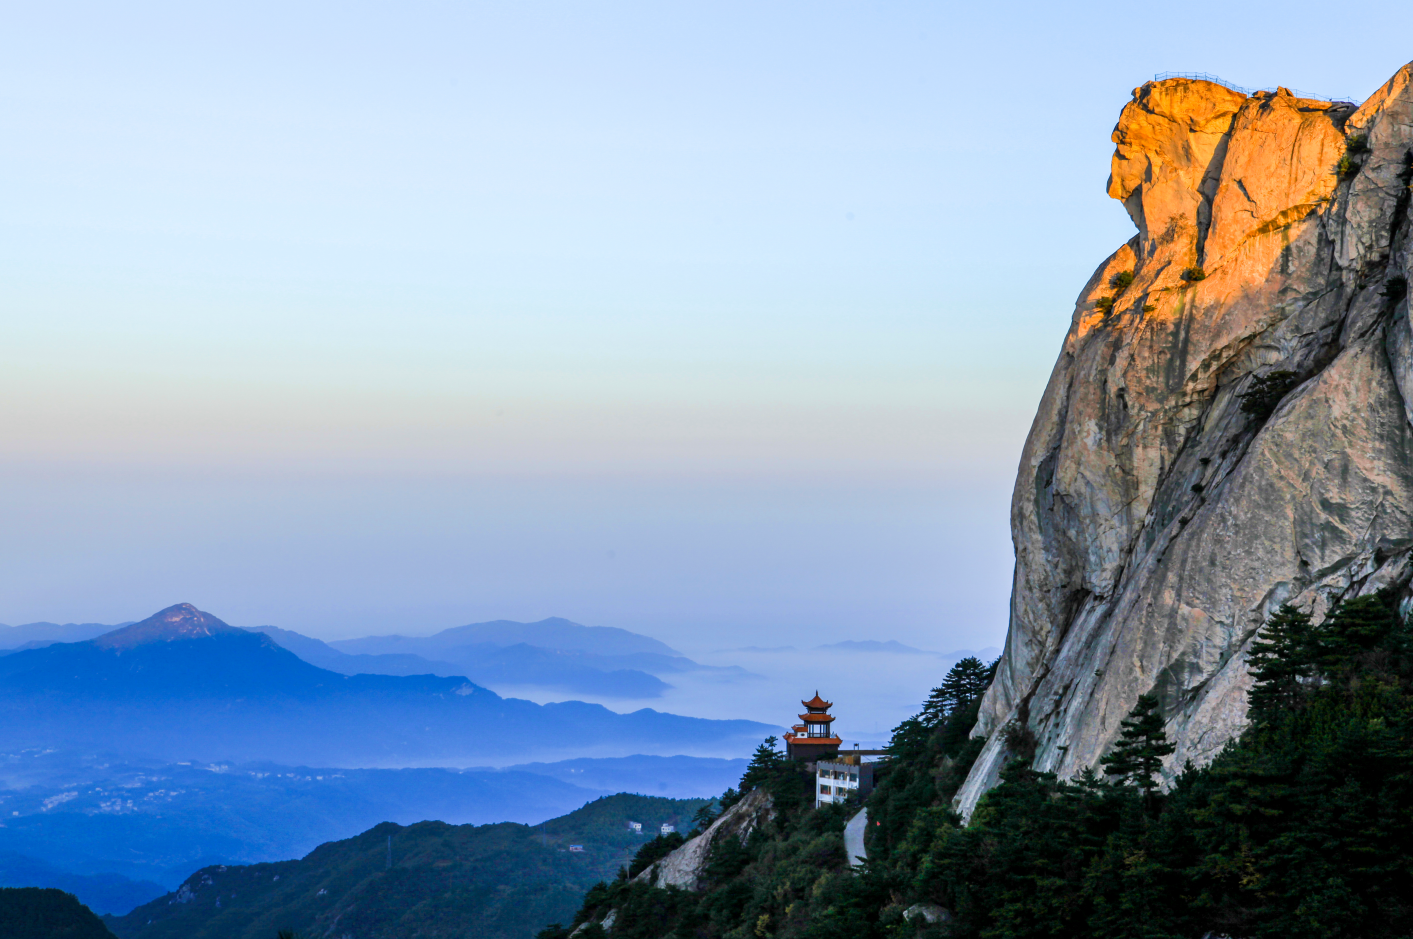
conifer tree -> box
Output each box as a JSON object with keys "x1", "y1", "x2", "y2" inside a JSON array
[
  {"x1": 920, "y1": 656, "x2": 994, "y2": 727},
  {"x1": 1247, "y1": 603, "x2": 1314, "y2": 717},
  {"x1": 1313, "y1": 592, "x2": 1402, "y2": 675},
  {"x1": 739, "y1": 736, "x2": 785, "y2": 792},
  {"x1": 1100, "y1": 694, "x2": 1174, "y2": 795},
  {"x1": 690, "y1": 800, "x2": 720, "y2": 832}
]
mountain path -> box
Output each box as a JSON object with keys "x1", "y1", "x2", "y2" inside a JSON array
[{"x1": 844, "y1": 808, "x2": 867, "y2": 868}]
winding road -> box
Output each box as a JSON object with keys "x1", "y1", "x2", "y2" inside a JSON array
[{"x1": 844, "y1": 808, "x2": 868, "y2": 869}]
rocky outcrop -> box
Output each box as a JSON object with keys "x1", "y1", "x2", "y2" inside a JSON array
[
  {"x1": 956, "y1": 64, "x2": 1413, "y2": 818},
  {"x1": 634, "y1": 787, "x2": 775, "y2": 892},
  {"x1": 903, "y1": 903, "x2": 952, "y2": 926}
]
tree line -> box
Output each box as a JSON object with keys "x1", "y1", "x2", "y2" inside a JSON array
[{"x1": 540, "y1": 589, "x2": 1413, "y2": 939}]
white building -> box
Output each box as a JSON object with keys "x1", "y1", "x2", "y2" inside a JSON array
[
  {"x1": 814, "y1": 759, "x2": 872, "y2": 808},
  {"x1": 627, "y1": 821, "x2": 642, "y2": 833},
  {"x1": 660, "y1": 823, "x2": 675, "y2": 835}
]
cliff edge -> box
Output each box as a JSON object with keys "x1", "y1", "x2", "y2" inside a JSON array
[{"x1": 956, "y1": 64, "x2": 1413, "y2": 817}]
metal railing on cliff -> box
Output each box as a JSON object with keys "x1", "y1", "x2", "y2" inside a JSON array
[{"x1": 1152, "y1": 72, "x2": 1359, "y2": 105}]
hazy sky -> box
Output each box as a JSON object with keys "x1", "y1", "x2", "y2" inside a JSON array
[{"x1": 4, "y1": 2, "x2": 1411, "y2": 651}]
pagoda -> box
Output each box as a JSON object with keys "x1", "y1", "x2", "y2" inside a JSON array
[{"x1": 784, "y1": 692, "x2": 842, "y2": 761}]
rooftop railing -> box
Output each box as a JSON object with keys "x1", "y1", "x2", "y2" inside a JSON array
[{"x1": 1152, "y1": 72, "x2": 1358, "y2": 105}]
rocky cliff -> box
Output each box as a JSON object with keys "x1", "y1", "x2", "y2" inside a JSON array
[
  {"x1": 634, "y1": 788, "x2": 774, "y2": 892},
  {"x1": 956, "y1": 63, "x2": 1413, "y2": 817}
]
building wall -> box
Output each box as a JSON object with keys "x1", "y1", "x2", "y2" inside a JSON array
[{"x1": 813, "y1": 760, "x2": 874, "y2": 808}]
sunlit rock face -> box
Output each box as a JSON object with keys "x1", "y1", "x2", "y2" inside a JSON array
[{"x1": 955, "y1": 64, "x2": 1413, "y2": 818}]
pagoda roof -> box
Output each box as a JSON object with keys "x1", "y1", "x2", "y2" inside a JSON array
[
  {"x1": 801, "y1": 693, "x2": 833, "y2": 709},
  {"x1": 784, "y1": 732, "x2": 842, "y2": 744},
  {"x1": 799, "y1": 713, "x2": 836, "y2": 724}
]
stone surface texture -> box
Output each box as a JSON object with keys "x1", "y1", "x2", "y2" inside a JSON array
[
  {"x1": 633, "y1": 787, "x2": 775, "y2": 892},
  {"x1": 956, "y1": 65, "x2": 1413, "y2": 818}
]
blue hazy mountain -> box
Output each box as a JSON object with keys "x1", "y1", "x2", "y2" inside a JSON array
[
  {"x1": 243, "y1": 625, "x2": 467, "y2": 677},
  {"x1": 331, "y1": 616, "x2": 681, "y2": 658},
  {"x1": 0, "y1": 604, "x2": 775, "y2": 766},
  {"x1": 502, "y1": 754, "x2": 747, "y2": 796},
  {"x1": 270, "y1": 617, "x2": 755, "y2": 697},
  {"x1": 0, "y1": 750, "x2": 744, "y2": 913},
  {"x1": 249, "y1": 625, "x2": 673, "y2": 698},
  {"x1": 816, "y1": 639, "x2": 932, "y2": 654},
  {"x1": 0, "y1": 754, "x2": 608, "y2": 896},
  {"x1": 0, "y1": 853, "x2": 165, "y2": 917},
  {"x1": 5, "y1": 615, "x2": 753, "y2": 699},
  {"x1": 0, "y1": 621, "x2": 132, "y2": 654}
]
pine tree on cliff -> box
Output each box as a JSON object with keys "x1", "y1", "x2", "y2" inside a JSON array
[
  {"x1": 1100, "y1": 694, "x2": 1174, "y2": 795},
  {"x1": 689, "y1": 799, "x2": 720, "y2": 833},
  {"x1": 1313, "y1": 592, "x2": 1404, "y2": 677},
  {"x1": 1247, "y1": 603, "x2": 1315, "y2": 718},
  {"x1": 920, "y1": 656, "x2": 994, "y2": 727},
  {"x1": 739, "y1": 736, "x2": 785, "y2": 792}
]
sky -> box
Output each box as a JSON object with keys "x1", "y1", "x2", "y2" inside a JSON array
[{"x1": 4, "y1": 1, "x2": 1412, "y2": 656}]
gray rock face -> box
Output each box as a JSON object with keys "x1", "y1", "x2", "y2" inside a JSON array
[
  {"x1": 902, "y1": 903, "x2": 952, "y2": 925},
  {"x1": 956, "y1": 64, "x2": 1413, "y2": 818},
  {"x1": 634, "y1": 787, "x2": 775, "y2": 891}
]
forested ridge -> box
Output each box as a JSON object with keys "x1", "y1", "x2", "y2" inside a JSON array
[
  {"x1": 553, "y1": 590, "x2": 1413, "y2": 939},
  {"x1": 105, "y1": 794, "x2": 706, "y2": 939}
]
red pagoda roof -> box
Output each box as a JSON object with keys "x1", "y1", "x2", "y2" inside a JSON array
[
  {"x1": 799, "y1": 713, "x2": 836, "y2": 724},
  {"x1": 784, "y1": 732, "x2": 842, "y2": 744},
  {"x1": 801, "y1": 693, "x2": 832, "y2": 709}
]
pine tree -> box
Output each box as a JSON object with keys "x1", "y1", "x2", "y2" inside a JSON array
[
  {"x1": 1100, "y1": 694, "x2": 1175, "y2": 796},
  {"x1": 739, "y1": 736, "x2": 785, "y2": 792},
  {"x1": 690, "y1": 800, "x2": 720, "y2": 832},
  {"x1": 920, "y1": 656, "x2": 994, "y2": 727},
  {"x1": 1313, "y1": 592, "x2": 1401, "y2": 676},
  {"x1": 1247, "y1": 603, "x2": 1315, "y2": 718}
]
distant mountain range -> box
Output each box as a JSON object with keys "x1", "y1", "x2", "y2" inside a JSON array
[
  {"x1": 816, "y1": 639, "x2": 931, "y2": 654},
  {"x1": 0, "y1": 621, "x2": 131, "y2": 653},
  {"x1": 2, "y1": 614, "x2": 755, "y2": 700},
  {"x1": 332, "y1": 617, "x2": 681, "y2": 658},
  {"x1": 0, "y1": 604, "x2": 775, "y2": 768},
  {"x1": 320, "y1": 617, "x2": 755, "y2": 697},
  {"x1": 0, "y1": 748, "x2": 746, "y2": 914},
  {"x1": 248, "y1": 622, "x2": 715, "y2": 699},
  {"x1": 0, "y1": 854, "x2": 163, "y2": 921}
]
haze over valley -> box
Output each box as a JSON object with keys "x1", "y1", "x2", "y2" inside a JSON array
[
  {"x1": 0, "y1": 602, "x2": 974, "y2": 919},
  {"x1": 8, "y1": 3, "x2": 1413, "y2": 937}
]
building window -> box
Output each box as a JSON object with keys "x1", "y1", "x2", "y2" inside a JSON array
[
  {"x1": 819, "y1": 785, "x2": 831, "y2": 794},
  {"x1": 849, "y1": 774, "x2": 858, "y2": 782}
]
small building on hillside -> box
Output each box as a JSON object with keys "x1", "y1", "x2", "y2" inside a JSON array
[
  {"x1": 627, "y1": 821, "x2": 642, "y2": 833},
  {"x1": 814, "y1": 755, "x2": 875, "y2": 808},
  {"x1": 660, "y1": 823, "x2": 675, "y2": 835},
  {"x1": 784, "y1": 693, "x2": 843, "y2": 761}
]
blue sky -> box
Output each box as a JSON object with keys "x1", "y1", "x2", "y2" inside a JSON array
[{"x1": 3, "y1": 1, "x2": 1411, "y2": 649}]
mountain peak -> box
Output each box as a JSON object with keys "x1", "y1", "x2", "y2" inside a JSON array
[{"x1": 92, "y1": 603, "x2": 241, "y2": 650}]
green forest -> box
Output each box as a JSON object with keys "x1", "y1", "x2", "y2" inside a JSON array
[
  {"x1": 549, "y1": 590, "x2": 1413, "y2": 939},
  {"x1": 105, "y1": 793, "x2": 706, "y2": 939}
]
